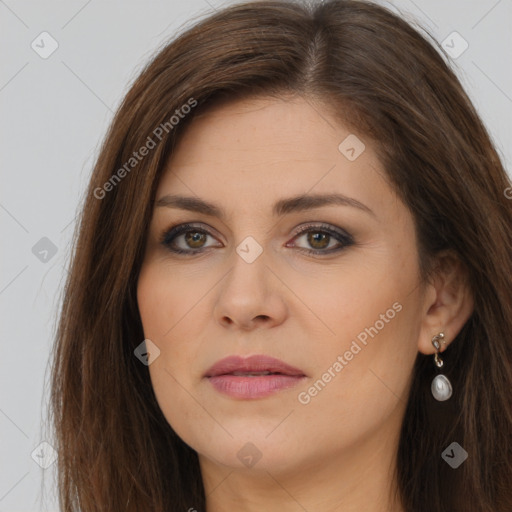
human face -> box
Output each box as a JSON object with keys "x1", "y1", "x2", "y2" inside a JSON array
[{"x1": 137, "y1": 95, "x2": 425, "y2": 482}]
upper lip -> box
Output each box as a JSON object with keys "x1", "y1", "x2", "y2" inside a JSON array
[{"x1": 204, "y1": 354, "x2": 306, "y2": 378}]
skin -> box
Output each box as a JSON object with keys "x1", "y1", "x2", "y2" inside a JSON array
[{"x1": 137, "y1": 95, "x2": 473, "y2": 511}]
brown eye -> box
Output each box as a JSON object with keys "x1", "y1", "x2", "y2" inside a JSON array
[
  {"x1": 184, "y1": 231, "x2": 208, "y2": 249},
  {"x1": 161, "y1": 224, "x2": 221, "y2": 254},
  {"x1": 289, "y1": 223, "x2": 354, "y2": 255},
  {"x1": 307, "y1": 231, "x2": 331, "y2": 250}
]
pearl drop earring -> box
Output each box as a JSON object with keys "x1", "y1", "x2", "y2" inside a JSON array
[{"x1": 431, "y1": 332, "x2": 453, "y2": 401}]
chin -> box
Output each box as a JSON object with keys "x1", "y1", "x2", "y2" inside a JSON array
[{"x1": 192, "y1": 427, "x2": 310, "y2": 476}]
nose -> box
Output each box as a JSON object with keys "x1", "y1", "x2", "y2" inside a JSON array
[{"x1": 214, "y1": 247, "x2": 288, "y2": 331}]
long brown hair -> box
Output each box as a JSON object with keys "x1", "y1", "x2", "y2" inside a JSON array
[{"x1": 47, "y1": 1, "x2": 512, "y2": 510}]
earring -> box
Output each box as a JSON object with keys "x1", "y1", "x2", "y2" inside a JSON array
[{"x1": 430, "y1": 332, "x2": 453, "y2": 401}]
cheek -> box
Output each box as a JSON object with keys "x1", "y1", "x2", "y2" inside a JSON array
[
  {"x1": 137, "y1": 263, "x2": 199, "y2": 394},
  {"x1": 136, "y1": 263, "x2": 213, "y2": 443},
  {"x1": 291, "y1": 254, "x2": 420, "y2": 417},
  {"x1": 287, "y1": 255, "x2": 398, "y2": 339},
  {"x1": 137, "y1": 264, "x2": 163, "y2": 338},
  {"x1": 137, "y1": 261, "x2": 201, "y2": 340},
  {"x1": 294, "y1": 301, "x2": 418, "y2": 450}
]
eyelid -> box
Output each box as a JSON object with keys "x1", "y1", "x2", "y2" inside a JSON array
[{"x1": 290, "y1": 222, "x2": 352, "y2": 240}]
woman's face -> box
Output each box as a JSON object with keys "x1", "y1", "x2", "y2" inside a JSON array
[{"x1": 137, "y1": 95, "x2": 428, "y2": 481}]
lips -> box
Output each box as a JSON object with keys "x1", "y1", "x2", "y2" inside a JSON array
[
  {"x1": 204, "y1": 354, "x2": 305, "y2": 378},
  {"x1": 204, "y1": 354, "x2": 306, "y2": 399}
]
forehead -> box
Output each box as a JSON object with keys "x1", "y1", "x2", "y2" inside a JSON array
[
  {"x1": 156, "y1": 95, "x2": 393, "y2": 220},
  {"x1": 168, "y1": 95, "x2": 353, "y2": 167}
]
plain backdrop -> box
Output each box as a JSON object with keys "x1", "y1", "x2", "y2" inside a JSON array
[{"x1": 1, "y1": 0, "x2": 511, "y2": 510}]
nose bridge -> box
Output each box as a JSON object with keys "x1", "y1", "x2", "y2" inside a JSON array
[
  {"x1": 214, "y1": 232, "x2": 287, "y2": 329},
  {"x1": 226, "y1": 234, "x2": 269, "y2": 300}
]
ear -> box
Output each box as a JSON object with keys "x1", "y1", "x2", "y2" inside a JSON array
[{"x1": 418, "y1": 250, "x2": 474, "y2": 355}]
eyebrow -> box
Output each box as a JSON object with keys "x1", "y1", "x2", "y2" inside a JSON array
[{"x1": 154, "y1": 192, "x2": 375, "y2": 219}]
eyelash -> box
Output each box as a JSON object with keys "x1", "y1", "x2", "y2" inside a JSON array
[{"x1": 159, "y1": 222, "x2": 354, "y2": 256}]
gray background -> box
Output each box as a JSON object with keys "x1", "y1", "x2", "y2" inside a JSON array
[{"x1": 1, "y1": 0, "x2": 510, "y2": 510}]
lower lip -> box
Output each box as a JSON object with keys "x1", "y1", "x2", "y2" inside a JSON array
[{"x1": 207, "y1": 374, "x2": 306, "y2": 399}]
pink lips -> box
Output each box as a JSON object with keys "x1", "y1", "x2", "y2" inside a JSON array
[{"x1": 204, "y1": 354, "x2": 306, "y2": 399}]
